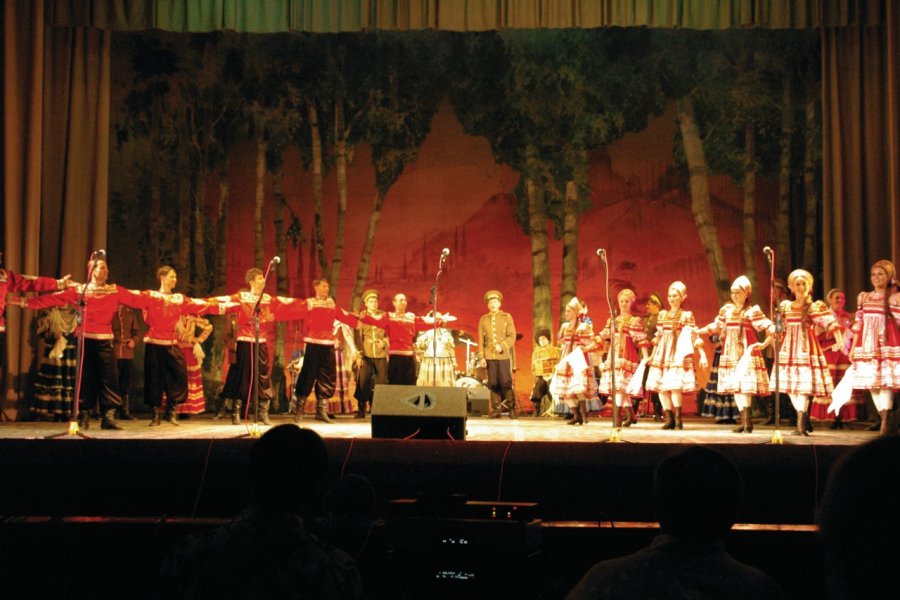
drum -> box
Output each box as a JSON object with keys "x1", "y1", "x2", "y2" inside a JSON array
[{"x1": 455, "y1": 375, "x2": 483, "y2": 388}]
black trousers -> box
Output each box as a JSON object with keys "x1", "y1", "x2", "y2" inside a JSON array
[
  {"x1": 221, "y1": 341, "x2": 273, "y2": 406},
  {"x1": 355, "y1": 356, "x2": 388, "y2": 405},
  {"x1": 387, "y1": 355, "x2": 417, "y2": 385},
  {"x1": 294, "y1": 343, "x2": 336, "y2": 403},
  {"x1": 143, "y1": 343, "x2": 187, "y2": 408},
  {"x1": 117, "y1": 359, "x2": 133, "y2": 398},
  {"x1": 79, "y1": 338, "x2": 122, "y2": 412},
  {"x1": 486, "y1": 358, "x2": 513, "y2": 394}
]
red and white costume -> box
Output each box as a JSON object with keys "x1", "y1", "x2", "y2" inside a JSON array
[
  {"x1": 597, "y1": 314, "x2": 649, "y2": 395},
  {"x1": 645, "y1": 309, "x2": 703, "y2": 393},
  {"x1": 773, "y1": 300, "x2": 837, "y2": 397},
  {"x1": 702, "y1": 304, "x2": 773, "y2": 395},
  {"x1": 849, "y1": 291, "x2": 900, "y2": 390}
]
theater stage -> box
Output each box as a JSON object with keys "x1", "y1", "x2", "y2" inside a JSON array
[{"x1": 0, "y1": 413, "x2": 877, "y2": 444}]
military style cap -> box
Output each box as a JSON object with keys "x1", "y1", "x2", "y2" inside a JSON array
[
  {"x1": 484, "y1": 290, "x2": 503, "y2": 304},
  {"x1": 362, "y1": 289, "x2": 379, "y2": 302}
]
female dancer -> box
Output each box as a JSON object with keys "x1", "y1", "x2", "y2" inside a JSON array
[
  {"x1": 697, "y1": 276, "x2": 773, "y2": 433},
  {"x1": 775, "y1": 269, "x2": 840, "y2": 436},
  {"x1": 174, "y1": 314, "x2": 213, "y2": 417},
  {"x1": 810, "y1": 289, "x2": 858, "y2": 427},
  {"x1": 597, "y1": 289, "x2": 650, "y2": 428},
  {"x1": 645, "y1": 281, "x2": 707, "y2": 430},
  {"x1": 848, "y1": 260, "x2": 900, "y2": 435},
  {"x1": 553, "y1": 297, "x2": 599, "y2": 425}
]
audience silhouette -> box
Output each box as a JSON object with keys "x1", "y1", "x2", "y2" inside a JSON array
[
  {"x1": 159, "y1": 425, "x2": 364, "y2": 599},
  {"x1": 819, "y1": 435, "x2": 900, "y2": 599},
  {"x1": 567, "y1": 445, "x2": 784, "y2": 599}
]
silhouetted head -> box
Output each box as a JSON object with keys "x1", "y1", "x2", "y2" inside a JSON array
[
  {"x1": 248, "y1": 425, "x2": 329, "y2": 515},
  {"x1": 819, "y1": 436, "x2": 900, "y2": 599},
  {"x1": 654, "y1": 446, "x2": 743, "y2": 542}
]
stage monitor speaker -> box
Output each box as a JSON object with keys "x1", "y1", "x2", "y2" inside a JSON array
[
  {"x1": 465, "y1": 387, "x2": 491, "y2": 416},
  {"x1": 372, "y1": 385, "x2": 467, "y2": 440}
]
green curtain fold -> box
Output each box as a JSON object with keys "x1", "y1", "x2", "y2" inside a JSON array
[{"x1": 45, "y1": 0, "x2": 887, "y2": 32}]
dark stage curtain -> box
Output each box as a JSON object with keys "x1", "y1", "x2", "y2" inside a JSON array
[
  {"x1": 45, "y1": 0, "x2": 886, "y2": 32},
  {"x1": 822, "y1": 2, "x2": 900, "y2": 294},
  {"x1": 2, "y1": 0, "x2": 898, "y2": 409},
  {"x1": 2, "y1": 1, "x2": 110, "y2": 403}
]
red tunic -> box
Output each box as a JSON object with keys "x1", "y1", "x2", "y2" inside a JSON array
[
  {"x1": 0, "y1": 270, "x2": 63, "y2": 332},
  {"x1": 359, "y1": 312, "x2": 432, "y2": 356},
  {"x1": 26, "y1": 284, "x2": 149, "y2": 339},
  {"x1": 142, "y1": 292, "x2": 219, "y2": 345},
  {"x1": 215, "y1": 292, "x2": 313, "y2": 343},
  {"x1": 294, "y1": 297, "x2": 359, "y2": 346}
]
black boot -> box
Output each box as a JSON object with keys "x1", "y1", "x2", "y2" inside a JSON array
[
  {"x1": 791, "y1": 411, "x2": 809, "y2": 436},
  {"x1": 653, "y1": 395, "x2": 663, "y2": 422},
  {"x1": 232, "y1": 400, "x2": 242, "y2": 425},
  {"x1": 830, "y1": 417, "x2": 845, "y2": 429},
  {"x1": 622, "y1": 405, "x2": 635, "y2": 427},
  {"x1": 566, "y1": 404, "x2": 579, "y2": 425},
  {"x1": 149, "y1": 407, "x2": 161, "y2": 427},
  {"x1": 100, "y1": 409, "x2": 123, "y2": 430},
  {"x1": 315, "y1": 399, "x2": 333, "y2": 423},
  {"x1": 164, "y1": 404, "x2": 179, "y2": 426},
  {"x1": 258, "y1": 399, "x2": 271, "y2": 426},
  {"x1": 612, "y1": 404, "x2": 621, "y2": 429},
  {"x1": 579, "y1": 400, "x2": 588, "y2": 424},
  {"x1": 879, "y1": 410, "x2": 890, "y2": 436},
  {"x1": 661, "y1": 409, "x2": 675, "y2": 430},
  {"x1": 744, "y1": 408, "x2": 753, "y2": 433},
  {"x1": 118, "y1": 395, "x2": 138, "y2": 420},
  {"x1": 77, "y1": 410, "x2": 91, "y2": 430},
  {"x1": 763, "y1": 396, "x2": 775, "y2": 425},
  {"x1": 213, "y1": 396, "x2": 227, "y2": 420},
  {"x1": 733, "y1": 408, "x2": 747, "y2": 433},
  {"x1": 488, "y1": 392, "x2": 503, "y2": 418},
  {"x1": 506, "y1": 390, "x2": 518, "y2": 420},
  {"x1": 674, "y1": 407, "x2": 683, "y2": 430}
]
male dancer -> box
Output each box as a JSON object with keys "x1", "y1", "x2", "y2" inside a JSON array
[
  {"x1": 112, "y1": 304, "x2": 141, "y2": 420},
  {"x1": 353, "y1": 289, "x2": 388, "y2": 418},
  {"x1": 292, "y1": 278, "x2": 359, "y2": 423},
  {"x1": 478, "y1": 290, "x2": 517, "y2": 418},
  {"x1": 217, "y1": 268, "x2": 303, "y2": 425},
  {"x1": 15, "y1": 258, "x2": 149, "y2": 430},
  {"x1": 358, "y1": 293, "x2": 434, "y2": 385},
  {"x1": 0, "y1": 251, "x2": 70, "y2": 394},
  {"x1": 142, "y1": 266, "x2": 219, "y2": 426}
]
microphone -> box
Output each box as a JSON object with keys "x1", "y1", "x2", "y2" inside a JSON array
[
  {"x1": 270, "y1": 256, "x2": 281, "y2": 265},
  {"x1": 596, "y1": 248, "x2": 606, "y2": 261},
  {"x1": 93, "y1": 249, "x2": 106, "y2": 260},
  {"x1": 440, "y1": 248, "x2": 450, "y2": 265},
  {"x1": 763, "y1": 246, "x2": 773, "y2": 264}
]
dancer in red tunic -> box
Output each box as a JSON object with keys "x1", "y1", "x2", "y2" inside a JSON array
[{"x1": 16, "y1": 259, "x2": 148, "y2": 430}]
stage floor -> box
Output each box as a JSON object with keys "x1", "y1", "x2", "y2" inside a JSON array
[{"x1": 0, "y1": 414, "x2": 877, "y2": 445}]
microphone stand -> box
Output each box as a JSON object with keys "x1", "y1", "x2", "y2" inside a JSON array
[
  {"x1": 599, "y1": 251, "x2": 620, "y2": 440},
  {"x1": 767, "y1": 249, "x2": 783, "y2": 444},
  {"x1": 239, "y1": 258, "x2": 278, "y2": 439},
  {"x1": 47, "y1": 254, "x2": 98, "y2": 439},
  {"x1": 429, "y1": 254, "x2": 446, "y2": 386}
]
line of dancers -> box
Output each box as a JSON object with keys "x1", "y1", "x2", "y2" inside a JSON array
[{"x1": 3, "y1": 255, "x2": 899, "y2": 435}]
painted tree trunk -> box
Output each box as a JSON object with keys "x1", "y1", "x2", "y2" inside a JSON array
[
  {"x1": 307, "y1": 99, "x2": 328, "y2": 276},
  {"x1": 560, "y1": 179, "x2": 579, "y2": 324},
  {"x1": 192, "y1": 170, "x2": 208, "y2": 293},
  {"x1": 676, "y1": 96, "x2": 730, "y2": 303},
  {"x1": 254, "y1": 137, "x2": 266, "y2": 268},
  {"x1": 273, "y1": 167, "x2": 287, "y2": 296},
  {"x1": 350, "y1": 190, "x2": 386, "y2": 311},
  {"x1": 777, "y1": 73, "x2": 793, "y2": 275},
  {"x1": 527, "y1": 175, "x2": 553, "y2": 336},
  {"x1": 214, "y1": 159, "x2": 229, "y2": 293},
  {"x1": 332, "y1": 101, "x2": 349, "y2": 299},
  {"x1": 803, "y1": 70, "x2": 819, "y2": 272},
  {"x1": 742, "y1": 124, "x2": 761, "y2": 306}
]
